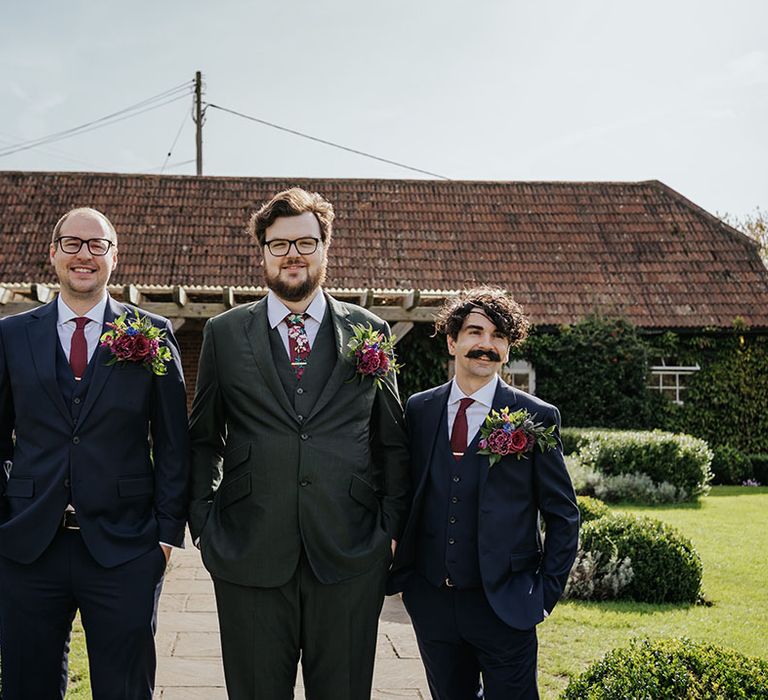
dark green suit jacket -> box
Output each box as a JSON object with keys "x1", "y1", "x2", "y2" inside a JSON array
[{"x1": 188, "y1": 293, "x2": 410, "y2": 586}]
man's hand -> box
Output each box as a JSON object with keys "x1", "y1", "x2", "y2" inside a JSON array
[
  {"x1": 391, "y1": 539, "x2": 397, "y2": 558},
  {"x1": 160, "y1": 543, "x2": 172, "y2": 564}
]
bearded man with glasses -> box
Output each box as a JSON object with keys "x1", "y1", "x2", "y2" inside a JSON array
[
  {"x1": 0, "y1": 207, "x2": 189, "y2": 699},
  {"x1": 189, "y1": 187, "x2": 410, "y2": 700}
]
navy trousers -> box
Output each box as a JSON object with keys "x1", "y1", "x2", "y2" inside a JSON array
[
  {"x1": 402, "y1": 573, "x2": 539, "y2": 700},
  {"x1": 0, "y1": 528, "x2": 166, "y2": 700}
]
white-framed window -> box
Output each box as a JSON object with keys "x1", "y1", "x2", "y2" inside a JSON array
[
  {"x1": 648, "y1": 360, "x2": 700, "y2": 405},
  {"x1": 502, "y1": 360, "x2": 536, "y2": 395}
]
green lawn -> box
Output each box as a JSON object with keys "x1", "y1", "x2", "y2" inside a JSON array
[{"x1": 538, "y1": 486, "x2": 768, "y2": 699}]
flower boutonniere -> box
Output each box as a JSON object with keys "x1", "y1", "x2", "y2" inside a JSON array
[
  {"x1": 99, "y1": 310, "x2": 172, "y2": 376},
  {"x1": 478, "y1": 407, "x2": 557, "y2": 466},
  {"x1": 346, "y1": 323, "x2": 402, "y2": 389}
]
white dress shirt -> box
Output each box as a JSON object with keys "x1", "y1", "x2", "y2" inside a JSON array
[
  {"x1": 266, "y1": 289, "x2": 327, "y2": 354},
  {"x1": 56, "y1": 293, "x2": 108, "y2": 362},
  {"x1": 446, "y1": 375, "x2": 499, "y2": 446}
]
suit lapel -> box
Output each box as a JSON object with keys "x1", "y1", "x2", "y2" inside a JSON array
[
  {"x1": 478, "y1": 378, "x2": 518, "y2": 495},
  {"x1": 75, "y1": 296, "x2": 121, "y2": 427},
  {"x1": 306, "y1": 294, "x2": 356, "y2": 421},
  {"x1": 244, "y1": 298, "x2": 297, "y2": 422},
  {"x1": 414, "y1": 382, "x2": 452, "y2": 497},
  {"x1": 26, "y1": 299, "x2": 72, "y2": 426}
]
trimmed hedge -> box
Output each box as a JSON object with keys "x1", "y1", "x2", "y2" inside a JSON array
[
  {"x1": 749, "y1": 453, "x2": 768, "y2": 485},
  {"x1": 577, "y1": 496, "x2": 609, "y2": 523},
  {"x1": 579, "y1": 513, "x2": 702, "y2": 603},
  {"x1": 562, "y1": 637, "x2": 768, "y2": 699},
  {"x1": 710, "y1": 444, "x2": 753, "y2": 485},
  {"x1": 574, "y1": 428, "x2": 712, "y2": 499}
]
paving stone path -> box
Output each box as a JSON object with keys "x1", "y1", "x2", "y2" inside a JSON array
[{"x1": 154, "y1": 542, "x2": 430, "y2": 699}]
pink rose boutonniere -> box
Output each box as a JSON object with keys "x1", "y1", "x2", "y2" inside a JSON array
[
  {"x1": 99, "y1": 310, "x2": 172, "y2": 376},
  {"x1": 346, "y1": 323, "x2": 402, "y2": 389},
  {"x1": 478, "y1": 407, "x2": 557, "y2": 466}
]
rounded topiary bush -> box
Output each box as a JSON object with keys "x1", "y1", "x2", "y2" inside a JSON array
[
  {"x1": 710, "y1": 444, "x2": 753, "y2": 485},
  {"x1": 577, "y1": 496, "x2": 609, "y2": 524},
  {"x1": 579, "y1": 513, "x2": 702, "y2": 603},
  {"x1": 562, "y1": 638, "x2": 768, "y2": 699}
]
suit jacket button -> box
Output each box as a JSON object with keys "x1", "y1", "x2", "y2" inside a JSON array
[
  {"x1": 72, "y1": 437, "x2": 80, "y2": 445},
  {"x1": 448, "y1": 538, "x2": 456, "y2": 545},
  {"x1": 73, "y1": 397, "x2": 81, "y2": 405},
  {"x1": 301, "y1": 433, "x2": 309, "y2": 440},
  {"x1": 63, "y1": 478, "x2": 71, "y2": 488},
  {"x1": 449, "y1": 516, "x2": 457, "y2": 524},
  {"x1": 299, "y1": 479, "x2": 310, "y2": 487},
  {"x1": 452, "y1": 475, "x2": 460, "y2": 482},
  {"x1": 451, "y1": 496, "x2": 459, "y2": 503},
  {"x1": 297, "y1": 415, "x2": 304, "y2": 422},
  {"x1": 296, "y1": 387, "x2": 304, "y2": 395}
]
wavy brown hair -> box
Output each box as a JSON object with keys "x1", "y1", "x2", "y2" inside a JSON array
[{"x1": 248, "y1": 188, "x2": 335, "y2": 246}]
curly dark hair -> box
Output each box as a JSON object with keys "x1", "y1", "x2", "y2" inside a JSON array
[
  {"x1": 247, "y1": 187, "x2": 335, "y2": 246},
  {"x1": 434, "y1": 286, "x2": 530, "y2": 346}
]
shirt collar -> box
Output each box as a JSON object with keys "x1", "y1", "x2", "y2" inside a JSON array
[
  {"x1": 448, "y1": 374, "x2": 499, "y2": 408},
  {"x1": 267, "y1": 289, "x2": 326, "y2": 329},
  {"x1": 56, "y1": 293, "x2": 108, "y2": 327}
]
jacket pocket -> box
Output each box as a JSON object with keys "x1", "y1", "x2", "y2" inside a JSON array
[
  {"x1": 4, "y1": 478, "x2": 34, "y2": 498},
  {"x1": 223, "y1": 443, "x2": 251, "y2": 471},
  {"x1": 509, "y1": 550, "x2": 542, "y2": 573},
  {"x1": 349, "y1": 474, "x2": 380, "y2": 514},
  {"x1": 118, "y1": 476, "x2": 154, "y2": 498},
  {"x1": 218, "y1": 472, "x2": 252, "y2": 510}
]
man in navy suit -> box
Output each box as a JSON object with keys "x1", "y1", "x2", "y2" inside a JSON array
[
  {"x1": 389, "y1": 287, "x2": 579, "y2": 700},
  {"x1": 0, "y1": 207, "x2": 189, "y2": 699}
]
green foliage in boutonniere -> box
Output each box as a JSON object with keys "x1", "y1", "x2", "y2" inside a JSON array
[
  {"x1": 346, "y1": 323, "x2": 402, "y2": 389},
  {"x1": 100, "y1": 310, "x2": 172, "y2": 376},
  {"x1": 478, "y1": 406, "x2": 557, "y2": 466}
]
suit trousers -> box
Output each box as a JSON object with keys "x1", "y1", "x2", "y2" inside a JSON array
[
  {"x1": 0, "y1": 528, "x2": 166, "y2": 700},
  {"x1": 402, "y1": 573, "x2": 538, "y2": 700},
  {"x1": 212, "y1": 549, "x2": 389, "y2": 700}
]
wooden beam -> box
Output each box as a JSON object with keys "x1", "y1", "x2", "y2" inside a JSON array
[
  {"x1": 222, "y1": 286, "x2": 235, "y2": 308},
  {"x1": 123, "y1": 284, "x2": 142, "y2": 305},
  {"x1": 170, "y1": 318, "x2": 186, "y2": 332},
  {"x1": 32, "y1": 284, "x2": 54, "y2": 304},
  {"x1": 401, "y1": 290, "x2": 421, "y2": 311},
  {"x1": 172, "y1": 285, "x2": 188, "y2": 307},
  {"x1": 358, "y1": 289, "x2": 374, "y2": 308},
  {"x1": 390, "y1": 321, "x2": 414, "y2": 345},
  {"x1": 371, "y1": 306, "x2": 437, "y2": 323}
]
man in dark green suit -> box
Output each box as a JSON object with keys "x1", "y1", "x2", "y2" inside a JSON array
[{"x1": 189, "y1": 188, "x2": 410, "y2": 699}]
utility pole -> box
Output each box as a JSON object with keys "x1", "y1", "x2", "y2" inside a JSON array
[{"x1": 194, "y1": 71, "x2": 203, "y2": 176}]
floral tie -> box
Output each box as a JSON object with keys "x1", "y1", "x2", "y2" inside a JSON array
[{"x1": 286, "y1": 313, "x2": 311, "y2": 380}]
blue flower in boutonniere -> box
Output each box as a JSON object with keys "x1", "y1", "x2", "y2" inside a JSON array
[
  {"x1": 477, "y1": 407, "x2": 557, "y2": 466},
  {"x1": 99, "y1": 310, "x2": 172, "y2": 376},
  {"x1": 346, "y1": 323, "x2": 402, "y2": 389}
]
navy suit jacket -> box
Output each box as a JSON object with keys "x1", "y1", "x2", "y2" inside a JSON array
[
  {"x1": 389, "y1": 378, "x2": 579, "y2": 630},
  {"x1": 0, "y1": 295, "x2": 189, "y2": 567}
]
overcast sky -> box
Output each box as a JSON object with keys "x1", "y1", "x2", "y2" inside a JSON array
[{"x1": 1, "y1": 1, "x2": 766, "y2": 219}]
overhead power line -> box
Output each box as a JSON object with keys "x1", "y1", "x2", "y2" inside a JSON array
[
  {"x1": 205, "y1": 102, "x2": 450, "y2": 180},
  {"x1": 0, "y1": 81, "x2": 193, "y2": 160}
]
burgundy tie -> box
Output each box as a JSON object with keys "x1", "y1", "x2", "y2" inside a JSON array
[
  {"x1": 286, "y1": 313, "x2": 311, "y2": 380},
  {"x1": 69, "y1": 317, "x2": 91, "y2": 381},
  {"x1": 450, "y1": 398, "x2": 475, "y2": 461}
]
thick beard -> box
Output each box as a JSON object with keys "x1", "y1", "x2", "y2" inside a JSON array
[{"x1": 265, "y1": 257, "x2": 327, "y2": 303}]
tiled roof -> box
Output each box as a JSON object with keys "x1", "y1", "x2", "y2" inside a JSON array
[{"x1": 1, "y1": 170, "x2": 767, "y2": 328}]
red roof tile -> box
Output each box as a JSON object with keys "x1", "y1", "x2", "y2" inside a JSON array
[{"x1": 1, "y1": 171, "x2": 767, "y2": 329}]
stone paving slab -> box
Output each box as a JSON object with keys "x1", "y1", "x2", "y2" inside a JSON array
[{"x1": 155, "y1": 545, "x2": 429, "y2": 698}]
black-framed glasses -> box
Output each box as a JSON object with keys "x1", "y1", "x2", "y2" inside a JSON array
[
  {"x1": 264, "y1": 237, "x2": 321, "y2": 257},
  {"x1": 55, "y1": 236, "x2": 115, "y2": 256}
]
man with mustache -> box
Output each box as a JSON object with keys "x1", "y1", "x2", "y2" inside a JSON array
[
  {"x1": 188, "y1": 188, "x2": 410, "y2": 699},
  {"x1": 389, "y1": 287, "x2": 579, "y2": 700},
  {"x1": 0, "y1": 207, "x2": 189, "y2": 699}
]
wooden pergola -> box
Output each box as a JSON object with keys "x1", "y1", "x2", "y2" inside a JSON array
[{"x1": 0, "y1": 283, "x2": 457, "y2": 342}]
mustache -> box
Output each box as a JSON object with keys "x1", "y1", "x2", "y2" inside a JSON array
[{"x1": 465, "y1": 349, "x2": 501, "y2": 362}]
